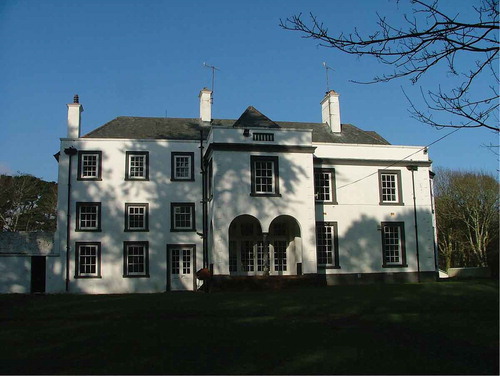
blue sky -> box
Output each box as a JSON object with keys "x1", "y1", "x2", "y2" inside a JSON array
[{"x1": 1, "y1": 0, "x2": 498, "y2": 182}]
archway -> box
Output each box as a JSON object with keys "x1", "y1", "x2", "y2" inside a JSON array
[
  {"x1": 268, "y1": 215, "x2": 301, "y2": 275},
  {"x1": 228, "y1": 215, "x2": 264, "y2": 275},
  {"x1": 228, "y1": 215, "x2": 302, "y2": 276}
]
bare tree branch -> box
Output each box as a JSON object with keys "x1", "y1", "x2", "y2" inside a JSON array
[{"x1": 280, "y1": 0, "x2": 499, "y2": 132}]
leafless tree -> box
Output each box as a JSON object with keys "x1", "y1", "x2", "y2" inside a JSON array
[
  {"x1": 280, "y1": 0, "x2": 499, "y2": 132},
  {"x1": 434, "y1": 168, "x2": 499, "y2": 268}
]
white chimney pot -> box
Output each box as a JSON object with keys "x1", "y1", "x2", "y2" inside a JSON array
[
  {"x1": 199, "y1": 88, "x2": 212, "y2": 123},
  {"x1": 321, "y1": 90, "x2": 341, "y2": 133},
  {"x1": 67, "y1": 95, "x2": 83, "y2": 138}
]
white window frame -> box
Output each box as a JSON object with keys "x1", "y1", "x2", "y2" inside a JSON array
[
  {"x1": 250, "y1": 156, "x2": 280, "y2": 196},
  {"x1": 316, "y1": 222, "x2": 340, "y2": 269},
  {"x1": 126, "y1": 151, "x2": 149, "y2": 180},
  {"x1": 171, "y1": 152, "x2": 194, "y2": 181},
  {"x1": 171, "y1": 203, "x2": 195, "y2": 231},
  {"x1": 379, "y1": 170, "x2": 403, "y2": 205},
  {"x1": 381, "y1": 222, "x2": 407, "y2": 267},
  {"x1": 75, "y1": 242, "x2": 101, "y2": 278},
  {"x1": 78, "y1": 151, "x2": 102, "y2": 180},
  {"x1": 125, "y1": 203, "x2": 149, "y2": 231},
  {"x1": 123, "y1": 241, "x2": 149, "y2": 277},
  {"x1": 314, "y1": 168, "x2": 337, "y2": 204},
  {"x1": 76, "y1": 202, "x2": 101, "y2": 232}
]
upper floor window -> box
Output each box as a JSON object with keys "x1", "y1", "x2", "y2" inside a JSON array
[
  {"x1": 76, "y1": 202, "x2": 101, "y2": 232},
  {"x1": 125, "y1": 203, "x2": 149, "y2": 231},
  {"x1": 381, "y1": 222, "x2": 407, "y2": 267},
  {"x1": 126, "y1": 151, "x2": 149, "y2": 180},
  {"x1": 171, "y1": 152, "x2": 194, "y2": 181},
  {"x1": 77, "y1": 151, "x2": 102, "y2": 181},
  {"x1": 378, "y1": 170, "x2": 403, "y2": 205},
  {"x1": 75, "y1": 242, "x2": 101, "y2": 278},
  {"x1": 316, "y1": 221, "x2": 340, "y2": 269},
  {"x1": 123, "y1": 241, "x2": 149, "y2": 277},
  {"x1": 171, "y1": 203, "x2": 195, "y2": 232},
  {"x1": 250, "y1": 156, "x2": 280, "y2": 197},
  {"x1": 314, "y1": 168, "x2": 337, "y2": 204}
]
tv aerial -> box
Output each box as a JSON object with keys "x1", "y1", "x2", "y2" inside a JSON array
[
  {"x1": 203, "y1": 62, "x2": 220, "y2": 94},
  {"x1": 322, "y1": 62, "x2": 334, "y2": 92}
]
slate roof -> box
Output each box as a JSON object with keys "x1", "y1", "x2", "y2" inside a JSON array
[{"x1": 83, "y1": 106, "x2": 390, "y2": 145}]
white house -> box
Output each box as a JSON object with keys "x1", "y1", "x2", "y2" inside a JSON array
[{"x1": 45, "y1": 88, "x2": 438, "y2": 293}]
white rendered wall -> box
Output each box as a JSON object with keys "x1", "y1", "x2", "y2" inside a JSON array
[
  {"x1": 51, "y1": 138, "x2": 204, "y2": 293},
  {"x1": 51, "y1": 131, "x2": 437, "y2": 292},
  {"x1": 0, "y1": 256, "x2": 31, "y2": 293},
  {"x1": 209, "y1": 150, "x2": 318, "y2": 275},
  {"x1": 313, "y1": 142, "x2": 436, "y2": 276}
]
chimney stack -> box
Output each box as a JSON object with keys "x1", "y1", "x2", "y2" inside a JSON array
[
  {"x1": 321, "y1": 90, "x2": 341, "y2": 133},
  {"x1": 67, "y1": 94, "x2": 84, "y2": 138},
  {"x1": 199, "y1": 88, "x2": 212, "y2": 123}
]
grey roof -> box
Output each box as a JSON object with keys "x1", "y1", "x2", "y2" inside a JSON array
[
  {"x1": 233, "y1": 106, "x2": 280, "y2": 129},
  {"x1": 83, "y1": 106, "x2": 390, "y2": 145}
]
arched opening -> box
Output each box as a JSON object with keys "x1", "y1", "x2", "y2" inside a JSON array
[
  {"x1": 228, "y1": 215, "x2": 302, "y2": 276},
  {"x1": 268, "y1": 215, "x2": 301, "y2": 275},
  {"x1": 228, "y1": 215, "x2": 264, "y2": 275}
]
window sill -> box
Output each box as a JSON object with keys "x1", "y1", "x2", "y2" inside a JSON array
[
  {"x1": 379, "y1": 202, "x2": 405, "y2": 206},
  {"x1": 77, "y1": 177, "x2": 102, "y2": 181},
  {"x1": 123, "y1": 274, "x2": 150, "y2": 278},
  {"x1": 74, "y1": 275, "x2": 102, "y2": 279},
  {"x1": 250, "y1": 193, "x2": 282, "y2": 197},
  {"x1": 315, "y1": 201, "x2": 338, "y2": 205},
  {"x1": 171, "y1": 178, "x2": 195, "y2": 182},
  {"x1": 170, "y1": 229, "x2": 196, "y2": 232},
  {"x1": 382, "y1": 264, "x2": 408, "y2": 268},
  {"x1": 124, "y1": 229, "x2": 150, "y2": 232},
  {"x1": 318, "y1": 265, "x2": 341, "y2": 270}
]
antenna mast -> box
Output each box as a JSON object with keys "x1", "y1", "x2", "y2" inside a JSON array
[
  {"x1": 322, "y1": 62, "x2": 334, "y2": 92},
  {"x1": 203, "y1": 62, "x2": 220, "y2": 98}
]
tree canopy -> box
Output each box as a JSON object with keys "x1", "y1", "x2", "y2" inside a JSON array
[
  {"x1": 434, "y1": 168, "x2": 499, "y2": 270},
  {"x1": 280, "y1": 0, "x2": 499, "y2": 132},
  {"x1": 0, "y1": 174, "x2": 57, "y2": 232}
]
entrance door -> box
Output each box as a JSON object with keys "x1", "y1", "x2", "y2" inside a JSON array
[
  {"x1": 31, "y1": 256, "x2": 46, "y2": 293},
  {"x1": 167, "y1": 245, "x2": 196, "y2": 291}
]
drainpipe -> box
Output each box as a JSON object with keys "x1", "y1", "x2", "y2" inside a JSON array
[
  {"x1": 407, "y1": 165, "x2": 420, "y2": 282},
  {"x1": 64, "y1": 147, "x2": 78, "y2": 292},
  {"x1": 199, "y1": 130, "x2": 208, "y2": 269}
]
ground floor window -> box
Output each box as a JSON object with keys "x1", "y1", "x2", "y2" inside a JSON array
[
  {"x1": 316, "y1": 222, "x2": 340, "y2": 269},
  {"x1": 75, "y1": 242, "x2": 101, "y2": 278},
  {"x1": 123, "y1": 241, "x2": 149, "y2": 277},
  {"x1": 273, "y1": 240, "x2": 287, "y2": 272},
  {"x1": 381, "y1": 222, "x2": 407, "y2": 267}
]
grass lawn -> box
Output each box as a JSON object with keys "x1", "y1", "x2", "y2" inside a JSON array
[{"x1": 0, "y1": 280, "x2": 498, "y2": 375}]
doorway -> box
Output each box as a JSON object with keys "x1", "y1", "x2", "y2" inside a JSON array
[{"x1": 167, "y1": 244, "x2": 196, "y2": 291}]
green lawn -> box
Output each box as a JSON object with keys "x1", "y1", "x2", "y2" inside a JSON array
[{"x1": 0, "y1": 280, "x2": 498, "y2": 375}]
